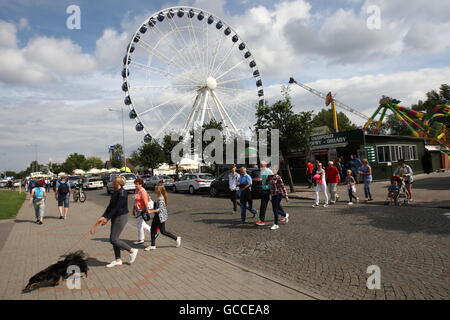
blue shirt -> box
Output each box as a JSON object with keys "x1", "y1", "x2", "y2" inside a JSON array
[
  {"x1": 238, "y1": 173, "x2": 252, "y2": 188},
  {"x1": 360, "y1": 165, "x2": 372, "y2": 181},
  {"x1": 56, "y1": 181, "x2": 68, "y2": 189}
]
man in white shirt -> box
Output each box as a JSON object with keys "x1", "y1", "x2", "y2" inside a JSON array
[{"x1": 228, "y1": 165, "x2": 240, "y2": 214}]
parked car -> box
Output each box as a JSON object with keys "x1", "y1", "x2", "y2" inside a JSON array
[
  {"x1": 106, "y1": 173, "x2": 137, "y2": 194},
  {"x1": 172, "y1": 173, "x2": 215, "y2": 194},
  {"x1": 82, "y1": 177, "x2": 104, "y2": 190},
  {"x1": 0, "y1": 180, "x2": 8, "y2": 188},
  {"x1": 145, "y1": 175, "x2": 175, "y2": 190},
  {"x1": 68, "y1": 176, "x2": 82, "y2": 188},
  {"x1": 139, "y1": 175, "x2": 152, "y2": 187},
  {"x1": 209, "y1": 168, "x2": 262, "y2": 198}
]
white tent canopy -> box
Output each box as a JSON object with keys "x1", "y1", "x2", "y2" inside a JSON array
[
  {"x1": 109, "y1": 168, "x2": 120, "y2": 173},
  {"x1": 87, "y1": 168, "x2": 101, "y2": 174},
  {"x1": 73, "y1": 169, "x2": 85, "y2": 175}
]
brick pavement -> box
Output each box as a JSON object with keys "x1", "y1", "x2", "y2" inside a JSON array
[{"x1": 0, "y1": 192, "x2": 322, "y2": 300}]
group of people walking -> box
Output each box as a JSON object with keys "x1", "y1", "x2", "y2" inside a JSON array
[
  {"x1": 27, "y1": 176, "x2": 72, "y2": 224},
  {"x1": 308, "y1": 157, "x2": 374, "y2": 207},
  {"x1": 228, "y1": 162, "x2": 289, "y2": 230},
  {"x1": 93, "y1": 176, "x2": 181, "y2": 268}
]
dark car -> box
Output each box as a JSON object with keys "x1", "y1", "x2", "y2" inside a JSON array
[{"x1": 209, "y1": 168, "x2": 262, "y2": 198}]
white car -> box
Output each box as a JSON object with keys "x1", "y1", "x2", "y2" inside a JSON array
[
  {"x1": 172, "y1": 173, "x2": 215, "y2": 194},
  {"x1": 106, "y1": 173, "x2": 137, "y2": 194},
  {"x1": 83, "y1": 177, "x2": 104, "y2": 190}
]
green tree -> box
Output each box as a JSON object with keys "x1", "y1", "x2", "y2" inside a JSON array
[
  {"x1": 61, "y1": 153, "x2": 87, "y2": 174},
  {"x1": 255, "y1": 86, "x2": 313, "y2": 192},
  {"x1": 130, "y1": 140, "x2": 165, "y2": 175},
  {"x1": 25, "y1": 161, "x2": 44, "y2": 174},
  {"x1": 411, "y1": 84, "x2": 450, "y2": 114},
  {"x1": 312, "y1": 108, "x2": 358, "y2": 131},
  {"x1": 162, "y1": 132, "x2": 183, "y2": 166},
  {"x1": 85, "y1": 157, "x2": 104, "y2": 170}
]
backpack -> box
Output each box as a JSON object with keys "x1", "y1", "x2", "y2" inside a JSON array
[
  {"x1": 58, "y1": 182, "x2": 69, "y2": 196},
  {"x1": 34, "y1": 187, "x2": 44, "y2": 199}
]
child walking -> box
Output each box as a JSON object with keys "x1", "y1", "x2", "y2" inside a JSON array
[
  {"x1": 145, "y1": 185, "x2": 181, "y2": 251},
  {"x1": 312, "y1": 163, "x2": 329, "y2": 208},
  {"x1": 345, "y1": 170, "x2": 359, "y2": 205}
]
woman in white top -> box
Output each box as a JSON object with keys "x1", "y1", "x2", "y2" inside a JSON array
[{"x1": 312, "y1": 163, "x2": 329, "y2": 208}]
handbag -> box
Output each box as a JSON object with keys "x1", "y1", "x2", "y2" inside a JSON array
[{"x1": 136, "y1": 209, "x2": 151, "y2": 222}]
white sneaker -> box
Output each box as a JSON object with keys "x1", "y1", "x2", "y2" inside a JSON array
[
  {"x1": 348, "y1": 202, "x2": 354, "y2": 205},
  {"x1": 323, "y1": 204, "x2": 329, "y2": 208},
  {"x1": 312, "y1": 204, "x2": 319, "y2": 208},
  {"x1": 106, "y1": 260, "x2": 122, "y2": 268},
  {"x1": 330, "y1": 201, "x2": 336, "y2": 204},
  {"x1": 129, "y1": 249, "x2": 138, "y2": 264},
  {"x1": 176, "y1": 237, "x2": 181, "y2": 248},
  {"x1": 144, "y1": 245, "x2": 156, "y2": 251},
  {"x1": 336, "y1": 194, "x2": 340, "y2": 201},
  {"x1": 285, "y1": 213, "x2": 289, "y2": 224},
  {"x1": 133, "y1": 240, "x2": 144, "y2": 245},
  {"x1": 270, "y1": 224, "x2": 279, "y2": 230}
]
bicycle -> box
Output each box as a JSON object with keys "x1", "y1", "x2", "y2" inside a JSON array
[{"x1": 73, "y1": 183, "x2": 87, "y2": 203}]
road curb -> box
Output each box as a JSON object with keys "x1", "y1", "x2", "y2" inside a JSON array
[{"x1": 181, "y1": 244, "x2": 327, "y2": 300}]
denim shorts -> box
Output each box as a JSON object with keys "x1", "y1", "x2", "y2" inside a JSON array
[{"x1": 57, "y1": 194, "x2": 70, "y2": 208}]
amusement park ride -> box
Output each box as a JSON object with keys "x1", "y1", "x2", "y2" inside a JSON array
[{"x1": 288, "y1": 77, "x2": 449, "y2": 148}]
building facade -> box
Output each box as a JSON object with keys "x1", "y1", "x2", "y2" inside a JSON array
[{"x1": 287, "y1": 129, "x2": 428, "y2": 181}]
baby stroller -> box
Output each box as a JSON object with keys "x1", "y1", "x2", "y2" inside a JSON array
[{"x1": 385, "y1": 176, "x2": 408, "y2": 206}]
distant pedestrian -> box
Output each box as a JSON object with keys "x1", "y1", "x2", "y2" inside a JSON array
[
  {"x1": 236, "y1": 166, "x2": 255, "y2": 223},
  {"x1": 228, "y1": 165, "x2": 240, "y2": 214},
  {"x1": 336, "y1": 157, "x2": 345, "y2": 182},
  {"x1": 394, "y1": 159, "x2": 414, "y2": 201},
  {"x1": 145, "y1": 185, "x2": 181, "y2": 251},
  {"x1": 326, "y1": 161, "x2": 340, "y2": 204},
  {"x1": 348, "y1": 154, "x2": 362, "y2": 183},
  {"x1": 28, "y1": 180, "x2": 36, "y2": 195},
  {"x1": 29, "y1": 180, "x2": 46, "y2": 224},
  {"x1": 133, "y1": 178, "x2": 152, "y2": 244},
  {"x1": 312, "y1": 163, "x2": 329, "y2": 208},
  {"x1": 267, "y1": 168, "x2": 289, "y2": 230},
  {"x1": 345, "y1": 170, "x2": 359, "y2": 205},
  {"x1": 359, "y1": 159, "x2": 373, "y2": 201},
  {"x1": 45, "y1": 179, "x2": 50, "y2": 193},
  {"x1": 56, "y1": 177, "x2": 71, "y2": 219},
  {"x1": 256, "y1": 161, "x2": 273, "y2": 226},
  {"x1": 305, "y1": 160, "x2": 314, "y2": 189},
  {"x1": 93, "y1": 175, "x2": 138, "y2": 268}
]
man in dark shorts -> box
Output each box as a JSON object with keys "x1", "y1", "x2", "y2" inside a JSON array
[{"x1": 56, "y1": 177, "x2": 71, "y2": 219}]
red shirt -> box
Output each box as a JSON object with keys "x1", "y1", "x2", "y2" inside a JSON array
[
  {"x1": 306, "y1": 162, "x2": 314, "y2": 174},
  {"x1": 326, "y1": 166, "x2": 340, "y2": 184}
]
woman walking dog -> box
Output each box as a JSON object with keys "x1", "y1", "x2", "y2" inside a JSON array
[
  {"x1": 145, "y1": 185, "x2": 181, "y2": 251},
  {"x1": 93, "y1": 176, "x2": 139, "y2": 268}
]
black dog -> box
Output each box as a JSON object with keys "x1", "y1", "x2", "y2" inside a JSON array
[{"x1": 23, "y1": 250, "x2": 88, "y2": 292}]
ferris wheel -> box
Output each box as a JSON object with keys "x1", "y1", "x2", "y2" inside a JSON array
[{"x1": 121, "y1": 6, "x2": 265, "y2": 142}]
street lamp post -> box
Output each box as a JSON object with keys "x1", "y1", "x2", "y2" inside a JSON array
[
  {"x1": 26, "y1": 144, "x2": 38, "y2": 173},
  {"x1": 108, "y1": 107, "x2": 126, "y2": 168}
]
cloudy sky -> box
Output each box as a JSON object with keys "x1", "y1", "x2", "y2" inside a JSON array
[{"x1": 0, "y1": 0, "x2": 449, "y2": 172}]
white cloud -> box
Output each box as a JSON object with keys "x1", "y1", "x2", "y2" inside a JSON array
[{"x1": 0, "y1": 21, "x2": 17, "y2": 48}]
